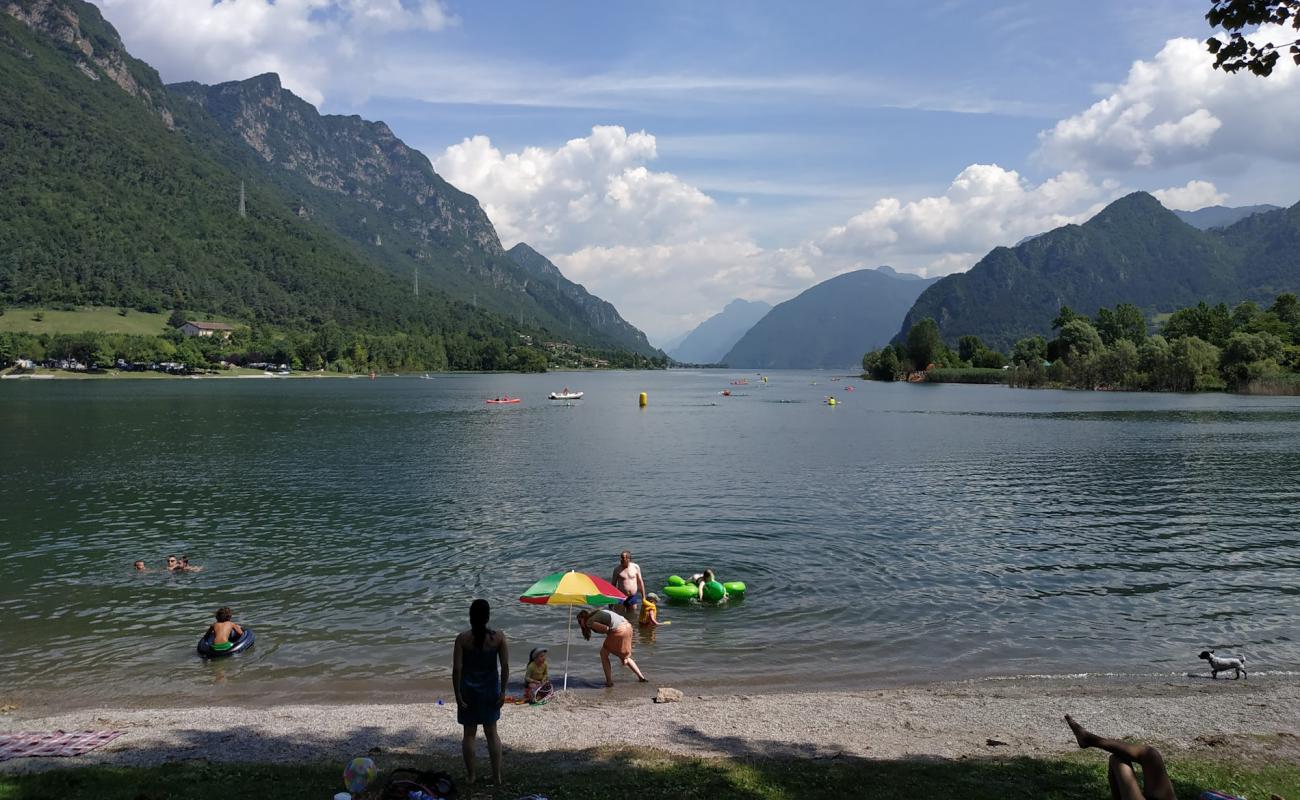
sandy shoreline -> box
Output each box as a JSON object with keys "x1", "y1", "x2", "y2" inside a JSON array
[{"x1": 3, "y1": 675, "x2": 1297, "y2": 773}]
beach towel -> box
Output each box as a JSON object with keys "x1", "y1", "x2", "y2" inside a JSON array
[{"x1": 0, "y1": 730, "x2": 125, "y2": 761}]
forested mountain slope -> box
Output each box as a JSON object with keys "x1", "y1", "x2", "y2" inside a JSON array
[{"x1": 897, "y1": 193, "x2": 1300, "y2": 351}]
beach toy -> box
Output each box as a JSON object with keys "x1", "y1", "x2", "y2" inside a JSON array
[
  {"x1": 343, "y1": 757, "x2": 376, "y2": 794},
  {"x1": 667, "y1": 575, "x2": 686, "y2": 586},
  {"x1": 662, "y1": 579, "x2": 746, "y2": 601},
  {"x1": 701, "y1": 579, "x2": 726, "y2": 602},
  {"x1": 196, "y1": 627, "x2": 255, "y2": 658},
  {"x1": 662, "y1": 583, "x2": 697, "y2": 600}
]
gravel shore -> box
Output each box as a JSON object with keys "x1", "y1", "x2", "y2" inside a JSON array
[{"x1": 3, "y1": 675, "x2": 1298, "y2": 772}]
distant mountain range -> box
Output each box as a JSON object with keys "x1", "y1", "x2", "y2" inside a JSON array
[
  {"x1": 897, "y1": 193, "x2": 1300, "y2": 351},
  {"x1": 668, "y1": 299, "x2": 772, "y2": 364},
  {"x1": 723, "y1": 267, "x2": 939, "y2": 369},
  {"x1": 1, "y1": 0, "x2": 656, "y2": 356},
  {"x1": 1172, "y1": 204, "x2": 1281, "y2": 230}
]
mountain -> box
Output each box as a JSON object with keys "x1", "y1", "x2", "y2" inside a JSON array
[
  {"x1": 668, "y1": 299, "x2": 772, "y2": 364},
  {"x1": 505, "y1": 243, "x2": 656, "y2": 354},
  {"x1": 1173, "y1": 204, "x2": 1281, "y2": 230},
  {"x1": 169, "y1": 74, "x2": 656, "y2": 355},
  {"x1": 722, "y1": 268, "x2": 939, "y2": 369},
  {"x1": 0, "y1": 0, "x2": 654, "y2": 357},
  {"x1": 896, "y1": 193, "x2": 1300, "y2": 351}
]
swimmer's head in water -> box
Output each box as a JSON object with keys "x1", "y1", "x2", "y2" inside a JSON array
[
  {"x1": 215, "y1": 606, "x2": 233, "y2": 622},
  {"x1": 166, "y1": 555, "x2": 179, "y2": 570},
  {"x1": 133, "y1": 560, "x2": 146, "y2": 570}
]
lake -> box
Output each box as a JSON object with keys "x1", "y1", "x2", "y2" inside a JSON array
[{"x1": 2, "y1": 371, "x2": 1298, "y2": 709}]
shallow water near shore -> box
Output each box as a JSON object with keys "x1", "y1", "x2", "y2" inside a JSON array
[{"x1": 2, "y1": 371, "x2": 1298, "y2": 709}]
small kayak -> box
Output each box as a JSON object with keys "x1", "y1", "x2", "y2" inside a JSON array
[
  {"x1": 486, "y1": 397, "x2": 521, "y2": 404},
  {"x1": 548, "y1": 391, "x2": 583, "y2": 400},
  {"x1": 197, "y1": 628, "x2": 255, "y2": 658}
]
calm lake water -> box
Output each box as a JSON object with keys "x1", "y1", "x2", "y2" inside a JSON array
[{"x1": 2, "y1": 371, "x2": 1299, "y2": 708}]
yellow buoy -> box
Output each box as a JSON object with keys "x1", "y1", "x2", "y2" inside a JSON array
[
  {"x1": 639, "y1": 391, "x2": 648, "y2": 407},
  {"x1": 827, "y1": 397, "x2": 837, "y2": 406}
]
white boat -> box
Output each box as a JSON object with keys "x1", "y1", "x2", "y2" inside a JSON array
[{"x1": 548, "y1": 389, "x2": 584, "y2": 400}]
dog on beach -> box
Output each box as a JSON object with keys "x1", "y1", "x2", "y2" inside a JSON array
[{"x1": 1199, "y1": 650, "x2": 1247, "y2": 680}]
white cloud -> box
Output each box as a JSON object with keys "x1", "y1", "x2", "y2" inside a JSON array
[
  {"x1": 94, "y1": 0, "x2": 453, "y2": 105},
  {"x1": 1151, "y1": 179, "x2": 1228, "y2": 210},
  {"x1": 815, "y1": 165, "x2": 1123, "y2": 276},
  {"x1": 1037, "y1": 26, "x2": 1300, "y2": 171},
  {"x1": 435, "y1": 126, "x2": 714, "y2": 254},
  {"x1": 434, "y1": 126, "x2": 819, "y2": 337}
]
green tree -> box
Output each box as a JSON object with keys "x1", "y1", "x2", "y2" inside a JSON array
[
  {"x1": 863, "y1": 347, "x2": 901, "y2": 381},
  {"x1": 1206, "y1": 0, "x2": 1300, "y2": 76},
  {"x1": 1219, "y1": 330, "x2": 1285, "y2": 388},
  {"x1": 972, "y1": 349, "x2": 1006, "y2": 368},
  {"x1": 1270, "y1": 292, "x2": 1300, "y2": 328},
  {"x1": 906, "y1": 318, "x2": 944, "y2": 371},
  {"x1": 957, "y1": 335, "x2": 987, "y2": 363},
  {"x1": 1138, "y1": 335, "x2": 1173, "y2": 390},
  {"x1": 1163, "y1": 301, "x2": 1233, "y2": 346},
  {"x1": 1169, "y1": 336, "x2": 1223, "y2": 391},
  {"x1": 1094, "y1": 304, "x2": 1146, "y2": 346},
  {"x1": 1052, "y1": 305, "x2": 1082, "y2": 330},
  {"x1": 1011, "y1": 336, "x2": 1048, "y2": 366},
  {"x1": 168, "y1": 309, "x2": 188, "y2": 329},
  {"x1": 1057, "y1": 319, "x2": 1105, "y2": 364},
  {"x1": 1097, "y1": 339, "x2": 1140, "y2": 388}
]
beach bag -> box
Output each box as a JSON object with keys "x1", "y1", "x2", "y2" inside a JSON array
[{"x1": 379, "y1": 767, "x2": 457, "y2": 800}]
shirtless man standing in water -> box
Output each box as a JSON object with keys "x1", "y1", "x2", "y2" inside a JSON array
[{"x1": 612, "y1": 551, "x2": 645, "y2": 620}]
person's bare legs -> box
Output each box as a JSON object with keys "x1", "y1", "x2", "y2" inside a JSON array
[
  {"x1": 461, "y1": 723, "x2": 478, "y2": 785},
  {"x1": 1065, "y1": 715, "x2": 1176, "y2": 800},
  {"x1": 622, "y1": 655, "x2": 648, "y2": 682},
  {"x1": 600, "y1": 647, "x2": 614, "y2": 686},
  {"x1": 483, "y1": 721, "x2": 503, "y2": 785}
]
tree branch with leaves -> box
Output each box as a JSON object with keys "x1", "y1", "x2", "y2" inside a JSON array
[{"x1": 1206, "y1": 0, "x2": 1300, "y2": 75}]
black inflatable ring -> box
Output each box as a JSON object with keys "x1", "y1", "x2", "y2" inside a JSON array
[{"x1": 197, "y1": 628, "x2": 255, "y2": 658}]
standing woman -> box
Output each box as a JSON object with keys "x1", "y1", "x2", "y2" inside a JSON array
[
  {"x1": 577, "y1": 607, "x2": 648, "y2": 686},
  {"x1": 452, "y1": 599, "x2": 509, "y2": 786}
]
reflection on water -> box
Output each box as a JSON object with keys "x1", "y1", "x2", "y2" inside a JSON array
[{"x1": 1, "y1": 373, "x2": 1299, "y2": 707}]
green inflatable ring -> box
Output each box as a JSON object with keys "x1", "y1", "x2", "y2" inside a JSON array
[
  {"x1": 662, "y1": 584, "x2": 696, "y2": 600},
  {"x1": 667, "y1": 575, "x2": 686, "y2": 586},
  {"x1": 723, "y1": 581, "x2": 746, "y2": 596}
]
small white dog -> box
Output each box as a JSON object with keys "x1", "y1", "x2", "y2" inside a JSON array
[{"x1": 1199, "y1": 650, "x2": 1247, "y2": 680}]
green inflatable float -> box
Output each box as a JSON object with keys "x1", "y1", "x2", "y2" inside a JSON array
[{"x1": 662, "y1": 574, "x2": 746, "y2": 602}]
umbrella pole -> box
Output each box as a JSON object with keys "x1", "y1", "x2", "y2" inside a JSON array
[{"x1": 564, "y1": 605, "x2": 573, "y2": 692}]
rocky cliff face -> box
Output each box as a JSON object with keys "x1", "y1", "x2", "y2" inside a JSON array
[
  {"x1": 170, "y1": 74, "x2": 500, "y2": 255},
  {"x1": 507, "y1": 243, "x2": 656, "y2": 354},
  {"x1": 4, "y1": 0, "x2": 173, "y2": 127}
]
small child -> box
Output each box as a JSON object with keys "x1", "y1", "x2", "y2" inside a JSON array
[
  {"x1": 639, "y1": 592, "x2": 668, "y2": 626},
  {"x1": 525, "y1": 647, "x2": 553, "y2": 703},
  {"x1": 133, "y1": 560, "x2": 148, "y2": 572},
  {"x1": 206, "y1": 607, "x2": 244, "y2": 653}
]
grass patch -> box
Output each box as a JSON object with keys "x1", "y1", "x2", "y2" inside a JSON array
[
  {"x1": 0, "y1": 307, "x2": 172, "y2": 336},
  {"x1": 2, "y1": 748, "x2": 1298, "y2": 800},
  {"x1": 926, "y1": 368, "x2": 1009, "y2": 385},
  {"x1": 1241, "y1": 373, "x2": 1300, "y2": 396}
]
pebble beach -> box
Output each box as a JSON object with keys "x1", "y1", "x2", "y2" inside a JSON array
[{"x1": 4, "y1": 675, "x2": 1298, "y2": 773}]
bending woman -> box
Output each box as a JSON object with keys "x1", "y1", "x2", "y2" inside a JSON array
[
  {"x1": 577, "y1": 607, "x2": 647, "y2": 687},
  {"x1": 453, "y1": 599, "x2": 509, "y2": 786}
]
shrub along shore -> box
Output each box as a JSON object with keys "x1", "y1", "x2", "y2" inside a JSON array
[{"x1": 864, "y1": 294, "x2": 1300, "y2": 394}]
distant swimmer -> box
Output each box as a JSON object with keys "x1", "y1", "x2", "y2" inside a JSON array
[
  {"x1": 133, "y1": 560, "x2": 149, "y2": 572},
  {"x1": 179, "y1": 555, "x2": 203, "y2": 573}
]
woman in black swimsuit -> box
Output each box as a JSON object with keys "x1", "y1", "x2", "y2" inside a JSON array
[{"x1": 453, "y1": 599, "x2": 509, "y2": 786}]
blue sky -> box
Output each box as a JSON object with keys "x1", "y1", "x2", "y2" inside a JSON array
[{"x1": 98, "y1": 0, "x2": 1300, "y2": 339}]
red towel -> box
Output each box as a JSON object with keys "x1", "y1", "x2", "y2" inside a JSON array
[{"x1": 0, "y1": 730, "x2": 125, "y2": 760}]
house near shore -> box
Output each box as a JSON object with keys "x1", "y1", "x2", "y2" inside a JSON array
[{"x1": 178, "y1": 320, "x2": 236, "y2": 339}]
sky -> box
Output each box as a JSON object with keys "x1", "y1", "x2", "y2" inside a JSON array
[{"x1": 94, "y1": 0, "x2": 1300, "y2": 343}]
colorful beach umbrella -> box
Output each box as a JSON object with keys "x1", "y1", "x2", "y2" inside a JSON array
[{"x1": 519, "y1": 570, "x2": 627, "y2": 690}]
